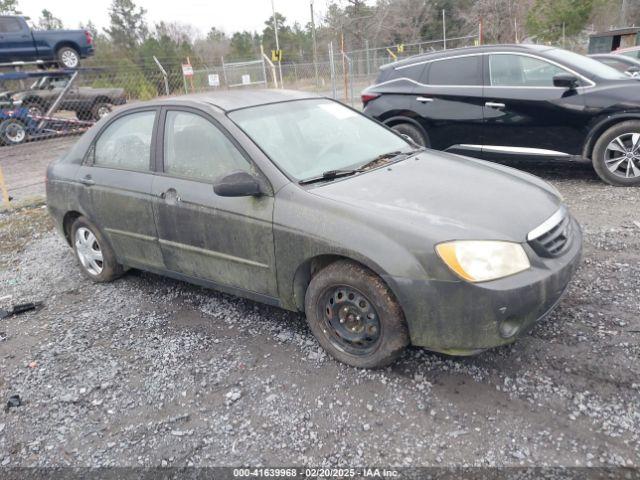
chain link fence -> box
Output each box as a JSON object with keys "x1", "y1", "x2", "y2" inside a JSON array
[{"x1": 0, "y1": 34, "x2": 478, "y2": 150}]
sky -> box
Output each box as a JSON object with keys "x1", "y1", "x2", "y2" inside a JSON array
[{"x1": 21, "y1": 0, "x2": 334, "y2": 36}]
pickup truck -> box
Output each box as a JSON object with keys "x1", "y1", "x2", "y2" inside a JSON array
[{"x1": 0, "y1": 16, "x2": 94, "y2": 68}]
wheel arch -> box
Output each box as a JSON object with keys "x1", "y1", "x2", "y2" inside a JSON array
[
  {"x1": 62, "y1": 210, "x2": 83, "y2": 246},
  {"x1": 583, "y1": 113, "x2": 640, "y2": 159},
  {"x1": 54, "y1": 41, "x2": 81, "y2": 56},
  {"x1": 291, "y1": 253, "x2": 404, "y2": 315}
]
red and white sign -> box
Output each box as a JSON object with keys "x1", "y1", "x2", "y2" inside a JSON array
[{"x1": 181, "y1": 64, "x2": 194, "y2": 77}]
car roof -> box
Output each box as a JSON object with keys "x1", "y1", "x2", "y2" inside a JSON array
[
  {"x1": 386, "y1": 43, "x2": 554, "y2": 69},
  {"x1": 135, "y1": 89, "x2": 321, "y2": 113}
]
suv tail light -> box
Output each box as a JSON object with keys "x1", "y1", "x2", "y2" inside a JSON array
[
  {"x1": 361, "y1": 93, "x2": 380, "y2": 107},
  {"x1": 85, "y1": 30, "x2": 93, "y2": 45}
]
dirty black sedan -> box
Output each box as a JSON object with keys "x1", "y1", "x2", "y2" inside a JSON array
[{"x1": 46, "y1": 90, "x2": 582, "y2": 368}]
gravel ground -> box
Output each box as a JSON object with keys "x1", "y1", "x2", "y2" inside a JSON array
[{"x1": 0, "y1": 142, "x2": 639, "y2": 469}]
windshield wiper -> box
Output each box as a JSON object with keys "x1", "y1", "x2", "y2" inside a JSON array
[
  {"x1": 358, "y1": 148, "x2": 425, "y2": 171},
  {"x1": 299, "y1": 169, "x2": 361, "y2": 185}
]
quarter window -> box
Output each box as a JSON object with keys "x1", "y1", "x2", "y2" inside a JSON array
[
  {"x1": 489, "y1": 54, "x2": 567, "y2": 87},
  {"x1": 94, "y1": 111, "x2": 155, "y2": 171},
  {"x1": 428, "y1": 56, "x2": 482, "y2": 85},
  {"x1": 163, "y1": 111, "x2": 250, "y2": 181}
]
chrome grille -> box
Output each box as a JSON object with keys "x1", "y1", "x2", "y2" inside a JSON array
[{"x1": 528, "y1": 208, "x2": 572, "y2": 258}]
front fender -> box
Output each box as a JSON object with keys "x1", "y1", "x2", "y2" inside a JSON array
[{"x1": 582, "y1": 111, "x2": 640, "y2": 158}]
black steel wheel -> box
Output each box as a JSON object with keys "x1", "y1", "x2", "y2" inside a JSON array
[{"x1": 304, "y1": 260, "x2": 409, "y2": 368}]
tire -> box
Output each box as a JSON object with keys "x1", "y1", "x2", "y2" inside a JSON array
[
  {"x1": 304, "y1": 260, "x2": 409, "y2": 368},
  {"x1": 91, "y1": 102, "x2": 113, "y2": 121},
  {"x1": 22, "y1": 102, "x2": 45, "y2": 118},
  {"x1": 0, "y1": 119, "x2": 27, "y2": 145},
  {"x1": 391, "y1": 123, "x2": 429, "y2": 148},
  {"x1": 70, "y1": 216, "x2": 124, "y2": 282},
  {"x1": 56, "y1": 46, "x2": 80, "y2": 69},
  {"x1": 76, "y1": 110, "x2": 94, "y2": 121},
  {"x1": 592, "y1": 120, "x2": 640, "y2": 186}
]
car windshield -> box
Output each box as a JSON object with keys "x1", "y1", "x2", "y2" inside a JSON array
[
  {"x1": 228, "y1": 99, "x2": 411, "y2": 181},
  {"x1": 545, "y1": 48, "x2": 630, "y2": 80}
]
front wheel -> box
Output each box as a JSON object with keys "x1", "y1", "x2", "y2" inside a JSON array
[
  {"x1": 592, "y1": 121, "x2": 640, "y2": 186},
  {"x1": 57, "y1": 47, "x2": 80, "y2": 69},
  {"x1": 304, "y1": 260, "x2": 409, "y2": 368},
  {"x1": 0, "y1": 119, "x2": 27, "y2": 145}
]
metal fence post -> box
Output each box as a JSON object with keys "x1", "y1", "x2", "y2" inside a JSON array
[
  {"x1": 365, "y1": 39, "x2": 370, "y2": 77},
  {"x1": 329, "y1": 42, "x2": 337, "y2": 100},
  {"x1": 153, "y1": 56, "x2": 170, "y2": 96},
  {"x1": 221, "y1": 56, "x2": 228, "y2": 88}
]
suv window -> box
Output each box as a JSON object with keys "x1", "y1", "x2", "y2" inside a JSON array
[
  {"x1": 0, "y1": 17, "x2": 22, "y2": 33},
  {"x1": 164, "y1": 111, "x2": 250, "y2": 182},
  {"x1": 490, "y1": 54, "x2": 567, "y2": 87},
  {"x1": 94, "y1": 111, "x2": 155, "y2": 171},
  {"x1": 428, "y1": 56, "x2": 482, "y2": 85}
]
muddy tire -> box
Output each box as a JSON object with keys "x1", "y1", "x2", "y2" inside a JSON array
[
  {"x1": 592, "y1": 120, "x2": 640, "y2": 186},
  {"x1": 304, "y1": 260, "x2": 409, "y2": 368},
  {"x1": 70, "y1": 216, "x2": 124, "y2": 282},
  {"x1": 91, "y1": 102, "x2": 112, "y2": 121},
  {"x1": 391, "y1": 122, "x2": 429, "y2": 147}
]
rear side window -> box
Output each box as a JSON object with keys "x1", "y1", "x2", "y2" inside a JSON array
[
  {"x1": 163, "y1": 110, "x2": 250, "y2": 182},
  {"x1": 428, "y1": 56, "x2": 482, "y2": 85},
  {"x1": 376, "y1": 63, "x2": 425, "y2": 85},
  {"x1": 0, "y1": 17, "x2": 22, "y2": 33},
  {"x1": 94, "y1": 111, "x2": 155, "y2": 171}
]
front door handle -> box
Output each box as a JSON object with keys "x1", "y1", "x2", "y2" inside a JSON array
[
  {"x1": 79, "y1": 175, "x2": 94, "y2": 186},
  {"x1": 416, "y1": 96, "x2": 434, "y2": 103},
  {"x1": 485, "y1": 102, "x2": 506, "y2": 109}
]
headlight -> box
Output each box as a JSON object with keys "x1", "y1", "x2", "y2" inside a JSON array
[{"x1": 436, "y1": 240, "x2": 530, "y2": 282}]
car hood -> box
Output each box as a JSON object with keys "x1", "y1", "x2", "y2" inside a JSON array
[{"x1": 309, "y1": 151, "x2": 562, "y2": 242}]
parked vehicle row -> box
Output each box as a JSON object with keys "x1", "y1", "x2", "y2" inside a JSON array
[
  {"x1": 362, "y1": 44, "x2": 640, "y2": 186},
  {"x1": 46, "y1": 90, "x2": 582, "y2": 368},
  {"x1": 0, "y1": 15, "x2": 94, "y2": 68}
]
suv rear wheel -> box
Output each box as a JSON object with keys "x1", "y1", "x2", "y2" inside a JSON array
[
  {"x1": 390, "y1": 123, "x2": 429, "y2": 147},
  {"x1": 592, "y1": 121, "x2": 640, "y2": 186}
]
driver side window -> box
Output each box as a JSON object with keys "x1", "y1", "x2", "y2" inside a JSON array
[{"x1": 489, "y1": 54, "x2": 568, "y2": 87}]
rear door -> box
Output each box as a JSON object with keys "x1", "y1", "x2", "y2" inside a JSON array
[
  {"x1": 481, "y1": 53, "x2": 588, "y2": 159},
  {"x1": 410, "y1": 54, "x2": 485, "y2": 152},
  {"x1": 151, "y1": 107, "x2": 278, "y2": 298},
  {"x1": 0, "y1": 17, "x2": 36, "y2": 61},
  {"x1": 76, "y1": 108, "x2": 165, "y2": 269}
]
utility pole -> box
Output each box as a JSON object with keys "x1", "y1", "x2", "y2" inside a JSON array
[
  {"x1": 271, "y1": 0, "x2": 283, "y2": 88},
  {"x1": 442, "y1": 9, "x2": 447, "y2": 49},
  {"x1": 310, "y1": 0, "x2": 319, "y2": 90}
]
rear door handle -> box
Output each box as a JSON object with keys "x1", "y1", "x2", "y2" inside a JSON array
[
  {"x1": 416, "y1": 96, "x2": 434, "y2": 103},
  {"x1": 485, "y1": 102, "x2": 506, "y2": 109},
  {"x1": 79, "y1": 175, "x2": 94, "y2": 186}
]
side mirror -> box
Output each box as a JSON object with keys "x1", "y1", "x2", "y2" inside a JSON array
[
  {"x1": 213, "y1": 170, "x2": 263, "y2": 197},
  {"x1": 553, "y1": 73, "x2": 579, "y2": 89}
]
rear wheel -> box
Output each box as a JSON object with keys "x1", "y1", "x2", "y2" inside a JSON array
[
  {"x1": 592, "y1": 121, "x2": 640, "y2": 186},
  {"x1": 391, "y1": 122, "x2": 429, "y2": 147},
  {"x1": 22, "y1": 102, "x2": 45, "y2": 118},
  {"x1": 304, "y1": 260, "x2": 409, "y2": 368},
  {"x1": 57, "y1": 47, "x2": 80, "y2": 69},
  {"x1": 0, "y1": 119, "x2": 27, "y2": 145},
  {"x1": 70, "y1": 217, "x2": 124, "y2": 282},
  {"x1": 91, "y1": 102, "x2": 112, "y2": 120}
]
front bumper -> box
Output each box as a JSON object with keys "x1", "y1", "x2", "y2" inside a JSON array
[{"x1": 384, "y1": 217, "x2": 583, "y2": 354}]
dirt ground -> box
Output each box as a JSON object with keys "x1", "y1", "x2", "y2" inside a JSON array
[{"x1": 0, "y1": 139, "x2": 639, "y2": 470}]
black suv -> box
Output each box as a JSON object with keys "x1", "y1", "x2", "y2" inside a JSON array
[{"x1": 362, "y1": 44, "x2": 640, "y2": 186}]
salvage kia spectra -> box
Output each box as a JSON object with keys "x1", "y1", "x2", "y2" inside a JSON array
[{"x1": 46, "y1": 90, "x2": 582, "y2": 368}]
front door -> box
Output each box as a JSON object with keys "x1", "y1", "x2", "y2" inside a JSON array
[
  {"x1": 151, "y1": 108, "x2": 277, "y2": 297},
  {"x1": 77, "y1": 108, "x2": 164, "y2": 269},
  {"x1": 0, "y1": 17, "x2": 36, "y2": 61},
  {"x1": 481, "y1": 53, "x2": 588, "y2": 159},
  {"x1": 410, "y1": 54, "x2": 485, "y2": 152}
]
